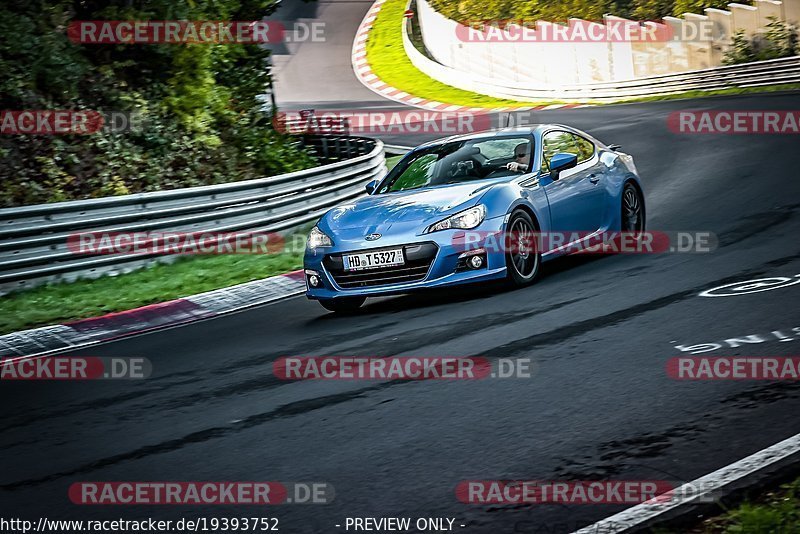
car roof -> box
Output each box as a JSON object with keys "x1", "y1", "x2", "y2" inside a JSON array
[{"x1": 415, "y1": 124, "x2": 580, "y2": 149}]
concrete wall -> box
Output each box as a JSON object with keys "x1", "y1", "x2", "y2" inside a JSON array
[{"x1": 415, "y1": 0, "x2": 800, "y2": 86}]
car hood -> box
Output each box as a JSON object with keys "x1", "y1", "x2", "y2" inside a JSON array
[{"x1": 321, "y1": 181, "x2": 497, "y2": 233}]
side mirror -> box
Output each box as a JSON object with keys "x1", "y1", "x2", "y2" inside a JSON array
[
  {"x1": 365, "y1": 178, "x2": 380, "y2": 194},
  {"x1": 549, "y1": 152, "x2": 578, "y2": 181}
]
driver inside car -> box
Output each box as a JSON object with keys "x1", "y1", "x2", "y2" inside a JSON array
[
  {"x1": 506, "y1": 143, "x2": 530, "y2": 173},
  {"x1": 438, "y1": 146, "x2": 481, "y2": 181}
]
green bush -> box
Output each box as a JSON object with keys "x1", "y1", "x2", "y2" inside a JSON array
[
  {"x1": 724, "y1": 17, "x2": 799, "y2": 65},
  {"x1": 427, "y1": 0, "x2": 619, "y2": 22},
  {"x1": 0, "y1": 0, "x2": 317, "y2": 207},
  {"x1": 426, "y1": 0, "x2": 752, "y2": 22},
  {"x1": 670, "y1": 0, "x2": 732, "y2": 17}
]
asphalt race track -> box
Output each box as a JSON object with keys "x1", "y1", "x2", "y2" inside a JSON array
[
  {"x1": 2, "y1": 0, "x2": 800, "y2": 532},
  {"x1": 266, "y1": 0, "x2": 395, "y2": 110}
]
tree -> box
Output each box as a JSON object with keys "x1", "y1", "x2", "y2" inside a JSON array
[{"x1": 0, "y1": 0, "x2": 318, "y2": 206}]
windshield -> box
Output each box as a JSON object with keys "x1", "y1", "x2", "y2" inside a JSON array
[{"x1": 377, "y1": 136, "x2": 534, "y2": 194}]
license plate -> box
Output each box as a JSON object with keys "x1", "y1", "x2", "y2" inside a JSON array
[{"x1": 343, "y1": 248, "x2": 405, "y2": 271}]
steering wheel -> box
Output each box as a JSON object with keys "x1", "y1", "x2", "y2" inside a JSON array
[{"x1": 448, "y1": 157, "x2": 482, "y2": 179}]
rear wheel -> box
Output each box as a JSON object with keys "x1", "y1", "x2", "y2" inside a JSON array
[
  {"x1": 505, "y1": 210, "x2": 540, "y2": 287},
  {"x1": 318, "y1": 296, "x2": 366, "y2": 314}
]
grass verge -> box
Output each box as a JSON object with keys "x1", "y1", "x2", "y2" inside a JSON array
[
  {"x1": 0, "y1": 245, "x2": 304, "y2": 335},
  {"x1": 671, "y1": 477, "x2": 800, "y2": 533},
  {"x1": 386, "y1": 154, "x2": 404, "y2": 168},
  {"x1": 365, "y1": 0, "x2": 800, "y2": 108},
  {"x1": 366, "y1": 0, "x2": 543, "y2": 108}
]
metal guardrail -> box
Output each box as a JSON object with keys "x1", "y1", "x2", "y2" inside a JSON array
[
  {"x1": 403, "y1": 8, "x2": 800, "y2": 102},
  {"x1": 0, "y1": 135, "x2": 387, "y2": 294}
]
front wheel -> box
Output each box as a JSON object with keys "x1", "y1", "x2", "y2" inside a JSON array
[
  {"x1": 621, "y1": 182, "x2": 645, "y2": 233},
  {"x1": 505, "y1": 210, "x2": 541, "y2": 287},
  {"x1": 318, "y1": 296, "x2": 366, "y2": 314}
]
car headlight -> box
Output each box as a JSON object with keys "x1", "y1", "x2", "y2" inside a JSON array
[
  {"x1": 307, "y1": 226, "x2": 333, "y2": 249},
  {"x1": 426, "y1": 205, "x2": 486, "y2": 233}
]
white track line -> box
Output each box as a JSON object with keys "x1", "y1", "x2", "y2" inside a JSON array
[
  {"x1": 573, "y1": 431, "x2": 800, "y2": 533},
  {"x1": 0, "y1": 274, "x2": 306, "y2": 364},
  {"x1": 0, "y1": 290, "x2": 306, "y2": 365}
]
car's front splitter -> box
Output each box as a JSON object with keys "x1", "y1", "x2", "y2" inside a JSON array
[{"x1": 304, "y1": 266, "x2": 507, "y2": 300}]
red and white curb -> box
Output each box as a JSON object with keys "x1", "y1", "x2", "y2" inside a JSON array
[
  {"x1": 573, "y1": 431, "x2": 800, "y2": 533},
  {"x1": 351, "y1": 0, "x2": 592, "y2": 113},
  {"x1": 0, "y1": 271, "x2": 306, "y2": 361}
]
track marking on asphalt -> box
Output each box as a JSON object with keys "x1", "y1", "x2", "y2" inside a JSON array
[
  {"x1": 572, "y1": 431, "x2": 800, "y2": 533},
  {"x1": 672, "y1": 325, "x2": 800, "y2": 354},
  {"x1": 699, "y1": 274, "x2": 800, "y2": 297}
]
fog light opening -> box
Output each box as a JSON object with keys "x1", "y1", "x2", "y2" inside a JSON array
[
  {"x1": 457, "y1": 248, "x2": 487, "y2": 271},
  {"x1": 305, "y1": 269, "x2": 321, "y2": 288}
]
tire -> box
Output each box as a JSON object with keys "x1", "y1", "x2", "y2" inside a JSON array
[
  {"x1": 318, "y1": 296, "x2": 366, "y2": 314},
  {"x1": 505, "y1": 210, "x2": 541, "y2": 287},
  {"x1": 621, "y1": 182, "x2": 645, "y2": 233}
]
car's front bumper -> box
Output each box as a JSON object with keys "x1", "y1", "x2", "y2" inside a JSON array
[{"x1": 303, "y1": 215, "x2": 508, "y2": 300}]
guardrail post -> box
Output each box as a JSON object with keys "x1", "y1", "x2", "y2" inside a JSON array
[{"x1": 321, "y1": 137, "x2": 329, "y2": 160}]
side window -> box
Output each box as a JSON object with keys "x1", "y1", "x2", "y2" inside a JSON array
[
  {"x1": 573, "y1": 134, "x2": 595, "y2": 163},
  {"x1": 541, "y1": 131, "x2": 577, "y2": 173}
]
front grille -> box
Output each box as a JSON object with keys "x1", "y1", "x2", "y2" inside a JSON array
[{"x1": 324, "y1": 242, "x2": 438, "y2": 289}]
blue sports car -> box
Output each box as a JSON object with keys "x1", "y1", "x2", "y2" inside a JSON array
[{"x1": 303, "y1": 124, "x2": 645, "y2": 312}]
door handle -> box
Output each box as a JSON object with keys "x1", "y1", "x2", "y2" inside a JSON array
[{"x1": 588, "y1": 174, "x2": 600, "y2": 184}]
